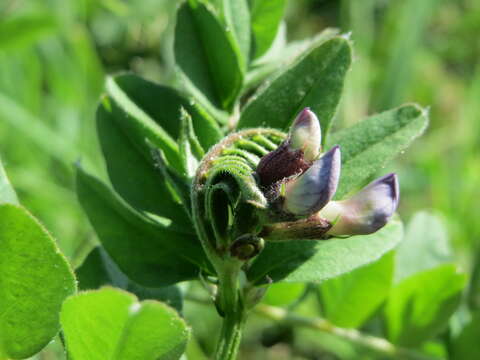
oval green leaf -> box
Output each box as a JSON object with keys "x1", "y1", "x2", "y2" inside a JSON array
[
  {"x1": 76, "y1": 166, "x2": 209, "y2": 287},
  {"x1": 318, "y1": 251, "x2": 394, "y2": 328},
  {"x1": 61, "y1": 287, "x2": 189, "y2": 360},
  {"x1": 385, "y1": 264, "x2": 467, "y2": 347},
  {"x1": 0, "y1": 204, "x2": 76, "y2": 359},
  {"x1": 108, "y1": 74, "x2": 222, "y2": 151},
  {"x1": 395, "y1": 211, "x2": 451, "y2": 283},
  {"x1": 96, "y1": 98, "x2": 192, "y2": 231},
  {"x1": 238, "y1": 37, "x2": 352, "y2": 137},
  {"x1": 327, "y1": 104, "x2": 429, "y2": 199},
  {"x1": 250, "y1": 0, "x2": 286, "y2": 60},
  {"x1": 175, "y1": 1, "x2": 244, "y2": 111}
]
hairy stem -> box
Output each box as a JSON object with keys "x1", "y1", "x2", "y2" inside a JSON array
[{"x1": 214, "y1": 264, "x2": 246, "y2": 360}]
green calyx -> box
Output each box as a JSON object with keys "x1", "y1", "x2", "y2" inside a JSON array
[{"x1": 191, "y1": 128, "x2": 285, "y2": 267}]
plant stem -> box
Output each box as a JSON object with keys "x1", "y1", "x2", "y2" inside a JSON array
[
  {"x1": 214, "y1": 263, "x2": 246, "y2": 360},
  {"x1": 214, "y1": 310, "x2": 246, "y2": 360},
  {"x1": 255, "y1": 304, "x2": 439, "y2": 360}
]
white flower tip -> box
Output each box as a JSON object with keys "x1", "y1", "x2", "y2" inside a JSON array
[{"x1": 289, "y1": 108, "x2": 321, "y2": 161}]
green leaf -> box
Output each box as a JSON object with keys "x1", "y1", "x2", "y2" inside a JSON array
[
  {"x1": 178, "y1": 109, "x2": 205, "y2": 178},
  {"x1": 262, "y1": 283, "x2": 306, "y2": 307},
  {"x1": 328, "y1": 104, "x2": 429, "y2": 199},
  {"x1": 238, "y1": 37, "x2": 352, "y2": 137},
  {"x1": 0, "y1": 204, "x2": 76, "y2": 359},
  {"x1": 76, "y1": 247, "x2": 183, "y2": 312},
  {"x1": 76, "y1": 166, "x2": 210, "y2": 287},
  {"x1": 385, "y1": 264, "x2": 467, "y2": 347},
  {"x1": 247, "y1": 216, "x2": 403, "y2": 284},
  {"x1": 215, "y1": 0, "x2": 251, "y2": 67},
  {"x1": 243, "y1": 28, "x2": 338, "y2": 93},
  {"x1": 318, "y1": 252, "x2": 394, "y2": 328},
  {"x1": 395, "y1": 211, "x2": 451, "y2": 283},
  {"x1": 151, "y1": 149, "x2": 192, "y2": 218},
  {"x1": 108, "y1": 74, "x2": 222, "y2": 151},
  {"x1": 96, "y1": 97, "x2": 192, "y2": 231},
  {"x1": 175, "y1": 1, "x2": 244, "y2": 111},
  {"x1": 61, "y1": 287, "x2": 189, "y2": 360},
  {"x1": 0, "y1": 158, "x2": 18, "y2": 204},
  {"x1": 452, "y1": 311, "x2": 480, "y2": 360},
  {"x1": 0, "y1": 15, "x2": 56, "y2": 51},
  {"x1": 250, "y1": 0, "x2": 286, "y2": 59}
]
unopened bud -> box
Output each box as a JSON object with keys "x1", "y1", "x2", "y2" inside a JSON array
[
  {"x1": 230, "y1": 234, "x2": 264, "y2": 261},
  {"x1": 289, "y1": 108, "x2": 321, "y2": 162},
  {"x1": 256, "y1": 108, "x2": 322, "y2": 187},
  {"x1": 284, "y1": 146, "x2": 341, "y2": 216},
  {"x1": 320, "y1": 173, "x2": 399, "y2": 235},
  {"x1": 256, "y1": 141, "x2": 309, "y2": 188}
]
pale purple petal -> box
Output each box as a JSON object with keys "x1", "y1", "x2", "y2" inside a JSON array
[{"x1": 284, "y1": 145, "x2": 341, "y2": 216}]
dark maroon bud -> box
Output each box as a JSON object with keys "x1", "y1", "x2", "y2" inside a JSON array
[{"x1": 256, "y1": 142, "x2": 310, "y2": 187}]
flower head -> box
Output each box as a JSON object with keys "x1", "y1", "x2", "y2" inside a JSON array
[{"x1": 256, "y1": 109, "x2": 399, "y2": 239}]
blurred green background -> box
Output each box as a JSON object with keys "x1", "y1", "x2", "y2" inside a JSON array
[{"x1": 1, "y1": 0, "x2": 479, "y2": 359}]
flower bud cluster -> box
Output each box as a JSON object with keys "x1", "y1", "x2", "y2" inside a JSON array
[{"x1": 256, "y1": 108, "x2": 399, "y2": 239}]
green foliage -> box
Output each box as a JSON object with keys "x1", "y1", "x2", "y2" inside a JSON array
[
  {"x1": 328, "y1": 104, "x2": 429, "y2": 199},
  {"x1": 0, "y1": 159, "x2": 18, "y2": 204},
  {"x1": 238, "y1": 37, "x2": 352, "y2": 137},
  {"x1": 319, "y1": 252, "x2": 394, "y2": 328},
  {"x1": 262, "y1": 283, "x2": 306, "y2": 307},
  {"x1": 76, "y1": 166, "x2": 207, "y2": 287},
  {"x1": 175, "y1": 1, "x2": 244, "y2": 111},
  {"x1": 0, "y1": 204, "x2": 76, "y2": 359},
  {"x1": 76, "y1": 247, "x2": 183, "y2": 312},
  {"x1": 250, "y1": 0, "x2": 286, "y2": 60},
  {"x1": 3, "y1": 0, "x2": 478, "y2": 359},
  {"x1": 248, "y1": 217, "x2": 403, "y2": 284},
  {"x1": 385, "y1": 264, "x2": 467, "y2": 347},
  {"x1": 395, "y1": 211, "x2": 451, "y2": 283},
  {"x1": 452, "y1": 311, "x2": 480, "y2": 360},
  {"x1": 0, "y1": 15, "x2": 56, "y2": 51},
  {"x1": 61, "y1": 287, "x2": 189, "y2": 360}
]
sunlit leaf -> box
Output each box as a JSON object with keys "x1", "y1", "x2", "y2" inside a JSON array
[
  {"x1": 248, "y1": 217, "x2": 403, "y2": 284},
  {"x1": 61, "y1": 287, "x2": 189, "y2": 360},
  {"x1": 238, "y1": 37, "x2": 351, "y2": 138},
  {"x1": 319, "y1": 252, "x2": 394, "y2": 328},
  {"x1": 328, "y1": 104, "x2": 429, "y2": 199},
  {"x1": 385, "y1": 264, "x2": 467, "y2": 347},
  {"x1": 0, "y1": 204, "x2": 76, "y2": 359}
]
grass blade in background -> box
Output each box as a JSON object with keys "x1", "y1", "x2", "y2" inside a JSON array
[
  {"x1": 373, "y1": 0, "x2": 441, "y2": 110},
  {"x1": 0, "y1": 15, "x2": 56, "y2": 51}
]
